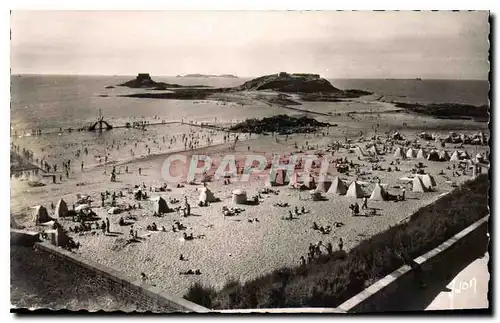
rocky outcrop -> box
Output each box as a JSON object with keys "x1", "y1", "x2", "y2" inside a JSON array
[
  {"x1": 117, "y1": 74, "x2": 210, "y2": 90},
  {"x1": 236, "y1": 72, "x2": 342, "y2": 93},
  {"x1": 230, "y1": 114, "x2": 331, "y2": 134}
]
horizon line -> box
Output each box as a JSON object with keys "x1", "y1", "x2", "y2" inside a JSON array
[{"x1": 9, "y1": 73, "x2": 489, "y2": 81}]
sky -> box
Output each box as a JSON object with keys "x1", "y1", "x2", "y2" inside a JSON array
[{"x1": 10, "y1": 11, "x2": 490, "y2": 79}]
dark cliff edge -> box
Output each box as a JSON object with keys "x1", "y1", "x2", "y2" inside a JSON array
[{"x1": 394, "y1": 101, "x2": 489, "y2": 122}]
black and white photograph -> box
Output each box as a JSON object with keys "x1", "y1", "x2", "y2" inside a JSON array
[{"x1": 9, "y1": 10, "x2": 490, "y2": 313}]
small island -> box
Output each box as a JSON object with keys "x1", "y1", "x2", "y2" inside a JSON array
[{"x1": 115, "y1": 73, "x2": 211, "y2": 90}]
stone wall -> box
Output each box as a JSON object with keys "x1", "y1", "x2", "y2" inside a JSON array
[
  {"x1": 34, "y1": 242, "x2": 210, "y2": 313},
  {"x1": 338, "y1": 215, "x2": 489, "y2": 313}
]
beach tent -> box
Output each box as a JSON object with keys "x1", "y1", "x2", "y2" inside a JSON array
[
  {"x1": 327, "y1": 176, "x2": 347, "y2": 195},
  {"x1": 32, "y1": 205, "x2": 51, "y2": 225},
  {"x1": 450, "y1": 151, "x2": 460, "y2": 161},
  {"x1": 232, "y1": 190, "x2": 247, "y2": 205},
  {"x1": 266, "y1": 169, "x2": 288, "y2": 187},
  {"x1": 393, "y1": 147, "x2": 405, "y2": 159},
  {"x1": 288, "y1": 172, "x2": 299, "y2": 188},
  {"x1": 421, "y1": 174, "x2": 437, "y2": 190},
  {"x1": 412, "y1": 176, "x2": 427, "y2": 193},
  {"x1": 44, "y1": 225, "x2": 71, "y2": 247},
  {"x1": 315, "y1": 180, "x2": 330, "y2": 193},
  {"x1": 54, "y1": 199, "x2": 69, "y2": 218},
  {"x1": 416, "y1": 149, "x2": 426, "y2": 159},
  {"x1": 198, "y1": 187, "x2": 217, "y2": 203},
  {"x1": 439, "y1": 150, "x2": 450, "y2": 161},
  {"x1": 11, "y1": 214, "x2": 21, "y2": 229},
  {"x1": 460, "y1": 151, "x2": 470, "y2": 160},
  {"x1": 354, "y1": 146, "x2": 366, "y2": 158},
  {"x1": 427, "y1": 150, "x2": 440, "y2": 161},
  {"x1": 368, "y1": 145, "x2": 379, "y2": 156},
  {"x1": 302, "y1": 173, "x2": 317, "y2": 190},
  {"x1": 154, "y1": 196, "x2": 170, "y2": 215},
  {"x1": 369, "y1": 183, "x2": 387, "y2": 201},
  {"x1": 346, "y1": 181, "x2": 364, "y2": 198},
  {"x1": 406, "y1": 148, "x2": 415, "y2": 159}
]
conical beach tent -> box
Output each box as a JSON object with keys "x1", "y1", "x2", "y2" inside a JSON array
[
  {"x1": 460, "y1": 151, "x2": 470, "y2": 160},
  {"x1": 346, "y1": 181, "x2": 364, "y2": 198},
  {"x1": 421, "y1": 174, "x2": 437, "y2": 190},
  {"x1": 450, "y1": 151, "x2": 459, "y2": 161},
  {"x1": 406, "y1": 148, "x2": 415, "y2": 158},
  {"x1": 368, "y1": 145, "x2": 379, "y2": 156},
  {"x1": 288, "y1": 172, "x2": 299, "y2": 188},
  {"x1": 266, "y1": 169, "x2": 288, "y2": 187},
  {"x1": 427, "y1": 149, "x2": 440, "y2": 161},
  {"x1": 412, "y1": 176, "x2": 427, "y2": 193},
  {"x1": 198, "y1": 187, "x2": 217, "y2": 203},
  {"x1": 369, "y1": 183, "x2": 387, "y2": 201},
  {"x1": 302, "y1": 174, "x2": 316, "y2": 190},
  {"x1": 54, "y1": 199, "x2": 69, "y2": 218},
  {"x1": 155, "y1": 196, "x2": 170, "y2": 215},
  {"x1": 354, "y1": 146, "x2": 366, "y2": 158},
  {"x1": 32, "y1": 205, "x2": 51, "y2": 225},
  {"x1": 416, "y1": 149, "x2": 426, "y2": 159},
  {"x1": 393, "y1": 147, "x2": 405, "y2": 159},
  {"x1": 327, "y1": 176, "x2": 347, "y2": 195},
  {"x1": 315, "y1": 180, "x2": 329, "y2": 193},
  {"x1": 439, "y1": 150, "x2": 450, "y2": 161}
]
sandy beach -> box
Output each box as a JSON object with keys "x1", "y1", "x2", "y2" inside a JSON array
[{"x1": 11, "y1": 95, "x2": 489, "y2": 297}]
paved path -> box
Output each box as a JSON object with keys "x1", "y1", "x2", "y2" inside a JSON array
[{"x1": 426, "y1": 252, "x2": 489, "y2": 310}]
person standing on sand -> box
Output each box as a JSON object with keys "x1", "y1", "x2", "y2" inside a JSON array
[
  {"x1": 106, "y1": 217, "x2": 110, "y2": 233},
  {"x1": 402, "y1": 188, "x2": 406, "y2": 201},
  {"x1": 81, "y1": 161, "x2": 84, "y2": 171},
  {"x1": 139, "y1": 168, "x2": 142, "y2": 175},
  {"x1": 362, "y1": 197, "x2": 368, "y2": 210},
  {"x1": 338, "y1": 238, "x2": 344, "y2": 251}
]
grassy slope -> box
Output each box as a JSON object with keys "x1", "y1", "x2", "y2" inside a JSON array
[{"x1": 185, "y1": 174, "x2": 489, "y2": 309}]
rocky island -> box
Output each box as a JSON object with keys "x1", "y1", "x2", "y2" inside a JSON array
[
  {"x1": 230, "y1": 114, "x2": 332, "y2": 134},
  {"x1": 116, "y1": 73, "x2": 210, "y2": 90}
]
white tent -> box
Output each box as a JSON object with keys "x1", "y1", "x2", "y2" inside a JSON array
[
  {"x1": 369, "y1": 183, "x2": 387, "y2": 201},
  {"x1": 346, "y1": 181, "x2": 364, "y2": 198},
  {"x1": 326, "y1": 176, "x2": 347, "y2": 195},
  {"x1": 393, "y1": 147, "x2": 405, "y2": 159},
  {"x1": 412, "y1": 176, "x2": 427, "y2": 193},
  {"x1": 439, "y1": 150, "x2": 450, "y2": 161},
  {"x1": 406, "y1": 148, "x2": 415, "y2": 159},
  {"x1": 288, "y1": 172, "x2": 299, "y2": 188},
  {"x1": 315, "y1": 180, "x2": 329, "y2": 193},
  {"x1": 421, "y1": 174, "x2": 437, "y2": 190},
  {"x1": 198, "y1": 187, "x2": 217, "y2": 203},
  {"x1": 416, "y1": 149, "x2": 426, "y2": 159},
  {"x1": 450, "y1": 151, "x2": 460, "y2": 161},
  {"x1": 368, "y1": 145, "x2": 379, "y2": 156},
  {"x1": 54, "y1": 199, "x2": 69, "y2": 218},
  {"x1": 32, "y1": 205, "x2": 51, "y2": 225},
  {"x1": 427, "y1": 149, "x2": 440, "y2": 161},
  {"x1": 354, "y1": 146, "x2": 366, "y2": 158}
]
